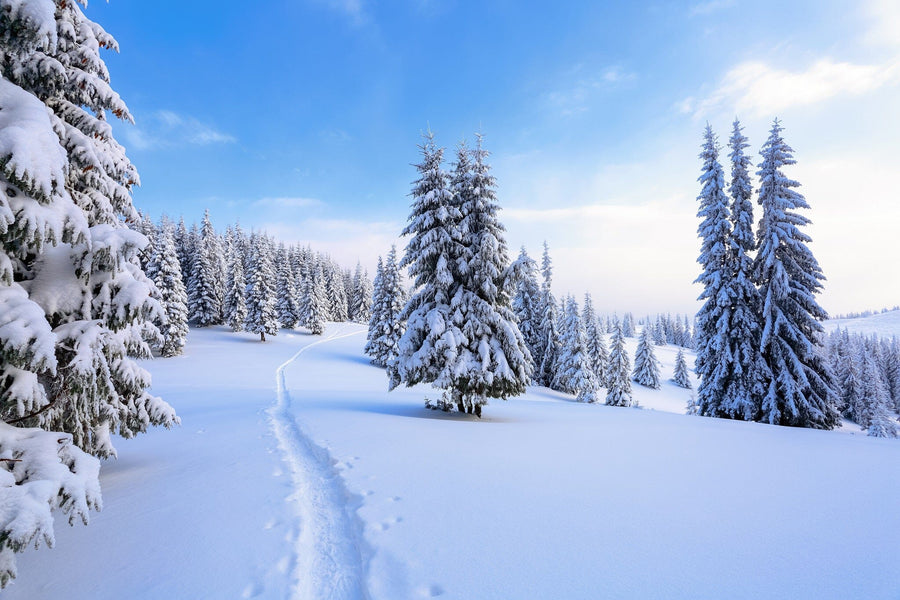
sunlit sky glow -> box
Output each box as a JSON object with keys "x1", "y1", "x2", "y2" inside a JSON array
[{"x1": 92, "y1": 0, "x2": 900, "y2": 316}]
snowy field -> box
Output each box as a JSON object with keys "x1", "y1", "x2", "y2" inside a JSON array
[{"x1": 7, "y1": 322, "x2": 900, "y2": 599}]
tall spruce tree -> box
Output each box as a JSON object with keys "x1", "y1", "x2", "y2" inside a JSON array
[
  {"x1": 304, "y1": 260, "x2": 328, "y2": 336},
  {"x1": 222, "y1": 224, "x2": 247, "y2": 331},
  {"x1": 583, "y1": 293, "x2": 609, "y2": 386},
  {"x1": 274, "y1": 244, "x2": 300, "y2": 329},
  {"x1": 153, "y1": 222, "x2": 189, "y2": 357},
  {"x1": 632, "y1": 325, "x2": 661, "y2": 389},
  {"x1": 537, "y1": 242, "x2": 561, "y2": 388},
  {"x1": 672, "y1": 347, "x2": 692, "y2": 389},
  {"x1": 553, "y1": 296, "x2": 599, "y2": 402},
  {"x1": 693, "y1": 125, "x2": 735, "y2": 417},
  {"x1": 752, "y1": 120, "x2": 838, "y2": 429},
  {"x1": 511, "y1": 246, "x2": 542, "y2": 374},
  {"x1": 243, "y1": 233, "x2": 278, "y2": 341},
  {"x1": 365, "y1": 247, "x2": 405, "y2": 367},
  {"x1": 0, "y1": 2, "x2": 178, "y2": 583},
  {"x1": 606, "y1": 322, "x2": 633, "y2": 406},
  {"x1": 187, "y1": 210, "x2": 222, "y2": 326}
]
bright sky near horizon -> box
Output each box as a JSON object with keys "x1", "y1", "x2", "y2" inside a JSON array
[{"x1": 91, "y1": 0, "x2": 900, "y2": 316}]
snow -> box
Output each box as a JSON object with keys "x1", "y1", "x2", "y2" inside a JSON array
[
  {"x1": 5, "y1": 323, "x2": 900, "y2": 599},
  {"x1": 826, "y1": 310, "x2": 900, "y2": 338}
]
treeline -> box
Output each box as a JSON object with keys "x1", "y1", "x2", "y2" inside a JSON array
[
  {"x1": 825, "y1": 329, "x2": 900, "y2": 436},
  {"x1": 133, "y1": 210, "x2": 372, "y2": 349},
  {"x1": 831, "y1": 307, "x2": 900, "y2": 320}
]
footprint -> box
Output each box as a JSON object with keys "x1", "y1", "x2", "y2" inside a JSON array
[
  {"x1": 416, "y1": 584, "x2": 445, "y2": 597},
  {"x1": 363, "y1": 490, "x2": 375, "y2": 497},
  {"x1": 272, "y1": 467, "x2": 283, "y2": 477},
  {"x1": 263, "y1": 518, "x2": 279, "y2": 530},
  {"x1": 389, "y1": 496, "x2": 402, "y2": 502}
]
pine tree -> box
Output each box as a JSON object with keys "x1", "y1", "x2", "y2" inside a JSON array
[
  {"x1": 672, "y1": 347, "x2": 692, "y2": 389},
  {"x1": 365, "y1": 247, "x2": 406, "y2": 367},
  {"x1": 536, "y1": 242, "x2": 561, "y2": 387},
  {"x1": 153, "y1": 223, "x2": 189, "y2": 357},
  {"x1": 174, "y1": 217, "x2": 192, "y2": 289},
  {"x1": 349, "y1": 262, "x2": 373, "y2": 323},
  {"x1": 693, "y1": 124, "x2": 736, "y2": 417},
  {"x1": 393, "y1": 133, "x2": 531, "y2": 415},
  {"x1": 365, "y1": 256, "x2": 386, "y2": 362},
  {"x1": 275, "y1": 244, "x2": 300, "y2": 329},
  {"x1": 511, "y1": 246, "x2": 542, "y2": 373},
  {"x1": 304, "y1": 260, "x2": 328, "y2": 335},
  {"x1": 243, "y1": 233, "x2": 278, "y2": 341},
  {"x1": 222, "y1": 225, "x2": 247, "y2": 331},
  {"x1": 632, "y1": 325, "x2": 661, "y2": 389},
  {"x1": 582, "y1": 293, "x2": 609, "y2": 386},
  {"x1": 752, "y1": 120, "x2": 838, "y2": 429},
  {"x1": 554, "y1": 297, "x2": 599, "y2": 402},
  {"x1": 187, "y1": 210, "x2": 223, "y2": 326},
  {"x1": 606, "y1": 322, "x2": 633, "y2": 406},
  {"x1": 0, "y1": 2, "x2": 178, "y2": 583},
  {"x1": 622, "y1": 313, "x2": 635, "y2": 338}
]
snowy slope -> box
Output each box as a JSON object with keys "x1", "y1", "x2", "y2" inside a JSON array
[
  {"x1": 6, "y1": 323, "x2": 900, "y2": 599},
  {"x1": 825, "y1": 310, "x2": 900, "y2": 337}
]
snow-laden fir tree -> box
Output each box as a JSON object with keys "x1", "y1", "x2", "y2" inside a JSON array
[
  {"x1": 392, "y1": 133, "x2": 531, "y2": 415},
  {"x1": 324, "y1": 259, "x2": 349, "y2": 322},
  {"x1": 152, "y1": 222, "x2": 189, "y2": 357},
  {"x1": 632, "y1": 325, "x2": 661, "y2": 389},
  {"x1": 365, "y1": 247, "x2": 405, "y2": 367},
  {"x1": 693, "y1": 125, "x2": 735, "y2": 417},
  {"x1": 187, "y1": 210, "x2": 222, "y2": 326},
  {"x1": 304, "y1": 259, "x2": 328, "y2": 335},
  {"x1": 752, "y1": 120, "x2": 838, "y2": 429},
  {"x1": 222, "y1": 224, "x2": 247, "y2": 331},
  {"x1": 0, "y1": 1, "x2": 179, "y2": 583},
  {"x1": 349, "y1": 262, "x2": 372, "y2": 323},
  {"x1": 622, "y1": 313, "x2": 635, "y2": 338},
  {"x1": 606, "y1": 322, "x2": 633, "y2": 406},
  {"x1": 243, "y1": 233, "x2": 278, "y2": 341},
  {"x1": 174, "y1": 217, "x2": 192, "y2": 288},
  {"x1": 511, "y1": 246, "x2": 543, "y2": 372},
  {"x1": 672, "y1": 347, "x2": 692, "y2": 389},
  {"x1": 583, "y1": 293, "x2": 609, "y2": 386},
  {"x1": 365, "y1": 256, "x2": 386, "y2": 361},
  {"x1": 274, "y1": 244, "x2": 300, "y2": 329},
  {"x1": 536, "y1": 241, "x2": 561, "y2": 388},
  {"x1": 553, "y1": 296, "x2": 599, "y2": 402}
]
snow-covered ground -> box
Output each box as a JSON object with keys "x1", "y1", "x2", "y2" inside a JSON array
[
  {"x1": 7, "y1": 323, "x2": 900, "y2": 599},
  {"x1": 825, "y1": 309, "x2": 900, "y2": 337}
]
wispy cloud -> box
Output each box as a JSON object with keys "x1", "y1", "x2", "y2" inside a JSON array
[
  {"x1": 544, "y1": 65, "x2": 637, "y2": 116},
  {"x1": 864, "y1": 0, "x2": 900, "y2": 48},
  {"x1": 689, "y1": 0, "x2": 736, "y2": 17},
  {"x1": 681, "y1": 58, "x2": 900, "y2": 118},
  {"x1": 125, "y1": 110, "x2": 236, "y2": 150}
]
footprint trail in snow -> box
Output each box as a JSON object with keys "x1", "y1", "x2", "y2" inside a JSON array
[{"x1": 268, "y1": 325, "x2": 371, "y2": 600}]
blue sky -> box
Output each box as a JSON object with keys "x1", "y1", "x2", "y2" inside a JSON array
[{"x1": 91, "y1": 0, "x2": 900, "y2": 315}]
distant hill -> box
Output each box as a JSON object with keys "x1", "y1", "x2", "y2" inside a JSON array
[{"x1": 825, "y1": 309, "x2": 900, "y2": 337}]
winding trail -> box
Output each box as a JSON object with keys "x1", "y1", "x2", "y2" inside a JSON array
[{"x1": 267, "y1": 324, "x2": 370, "y2": 600}]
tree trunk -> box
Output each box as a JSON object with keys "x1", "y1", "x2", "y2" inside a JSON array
[{"x1": 260, "y1": 332, "x2": 266, "y2": 342}]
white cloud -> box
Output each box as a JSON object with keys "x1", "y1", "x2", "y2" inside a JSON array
[
  {"x1": 683, "y1": 58, "x2": 899, "y2": 119},
  {"x1": 864, "y1": 0, "x2": 900, "y2": 48},
  {"x1": 125, "y1": 110, "x2": 235, "y2": 151},
  {"x1": 544, "y1": 65, "x2": 637, "y2": 116}
]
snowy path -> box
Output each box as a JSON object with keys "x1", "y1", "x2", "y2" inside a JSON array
[{"x1": 268, "y1": 324, "x2": 371, "y2": 600}]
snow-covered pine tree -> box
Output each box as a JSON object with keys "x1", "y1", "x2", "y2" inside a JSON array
[
  {"x1": 693, "y1": 124, "x2": 734, "y2": 417},
  {"x1": 536, "y1": 241, "x2": 561, "y2": 387},
  {"x1": 323, "y1": 258, "x2": 348, "y2": 322},
  {"x1": 866, "y1": 392, "x2": 898, "y2": 438},
  {"x1": 174, "y1": 217, "x2": 192, "y2": 289},
  {"x1": 390, "y1": 132, "x2": 462, "y2": 390},
  {"x1": 752, "y1": 120, "x2": 838, "y2": 429},
  {"x1": 243, "y1": 233, "x2": 278, "y2": 341},
  {"x1": 672, "y1": 347, "x2": 692, "y2": 389},
  {"x1": 364, "y1": 256, "x2": 386, "y2": 362},
  {"x1": 0, "y1": 1, "x2": 179, "y2": 583},
  {"x1": 293, "y1": 245, "x2": 312, "y2": 327},
  {"x1": 349, "y1": 262, "x2": 372, "y2": 323},
  {"x1": 304, "y1": 259, "x2": 328, "y2": 336},
  {"x1": 632, "y1": 325, "x2": 661, "y2": 389},
  {"x1": 606, "y1": 321, "x2": 633, "y2": 406},
  {"x1": 366, "y1": 247, "x2": 405, "y2": 367},
  {"x1": 222, "y1": 224, "x2": 247, "y2": 331},
  {"x1": 511, "y1": 246, "x2": 542, "y2": 372},
  {"x1": 393, "y1": 133, "x2": 530, "y2": 416},
  {"x1": 622, "y1": 313, "x2": 635, "y2": 338},
  {"x1": 274, "y1": 243, "x2": 299, "y2": 329},
  {"x1": 582, "y1": 293, "x2": 608, "y2": 386},
  {"x1": 153, "y1": 222, "x2": 189, "y2": 357},
  {"x1": 553, "y1": 296, "x2": 599, "y2": 402},
  {"x1": 187, "y1": 210, "x2": 222, "y2": 326}
]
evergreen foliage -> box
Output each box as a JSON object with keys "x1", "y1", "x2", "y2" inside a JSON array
[
  {"x1": 752, "y1": 120, "x2": 838, "y2": 429},
  {"x1": 672, "y1": 347, "x2": 692, "y2": 389},
  {"x1": 632, "y1": 325, "x2": 661, "y2": 389},
  {"x1": 153, "y1": 222, "x2": 189, "y2": 357},
  {"x1": 243, "y1": 233, "x2": 278, "y2": 341},
  {"x1": 606, "y1": 322, "x2": 633, "y2": 406},
  {"x1": 554, "y1": 296, "x2": 599, "y2": 402}
]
